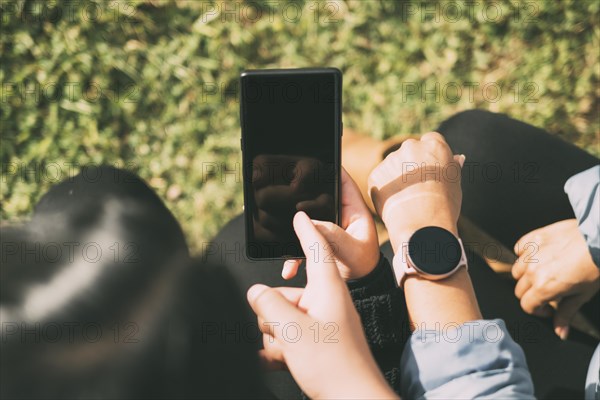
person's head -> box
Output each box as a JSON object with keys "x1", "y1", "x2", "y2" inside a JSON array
[{"x1": 1, "y1": 166, "x2": 263, "y2": 398}]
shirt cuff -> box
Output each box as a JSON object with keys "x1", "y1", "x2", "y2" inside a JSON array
[
  {"x1": 346, "y1": 253, "x2": 397, "y2": 297},
  {"x1": 400, "y1": 319, "x2": 534, "y2": 399},
  {"x1": 564, "y1": 165, "x2": 600, "y2": 268},
  {"x1": 346, "y1": 254, "x2": 406, "y2": 350}
]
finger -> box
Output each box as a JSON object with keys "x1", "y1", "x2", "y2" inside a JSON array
[
  {"x1": 258, "y1": 349, "x2": 287, "y2": 371},
  {"x1": 273, "y1": 287, "x2": 304, "y2": 305},
  {"x1": 261, "y1": 332, "x2": 285, "y2": 362},
  {"x1": 312, "y1": 219, "x2": 346, "y2": 246},
  {"x1": 554, "y1": 295, "x2": 588, "y2": 340},
  {"x1": 311, "y1": 219, "x2": 353, "y2": 263},
  {"x1": 453, "y1": 154, "x2": 466, "y2": 168},
  {"x1": 341, "y1": 167, "x2": 366, "y2": 206},
  {"x1": 420, "y1": 131, "x2": 447, "y2": 144},
  {"x1": 282, "y1": 259, "x2": 302, "y2": 280},
  {"x1": 532, "y1": 303, "x2": 553, "y2": 318},
  {"x1": 514, "y1": 229, "x2": 543, "y2": 256},
  {"x1": 340, "y1": 168, "x2": 371, "y2": 219},
  {"x1": 247, "y1": 284, "x2": 305, "y2": 331},
  {"x1": 514, "y1": 276, "x2": 532, "y2": 299},
  {"x1": 256, "y1": 315, "x2": 280, "y2": 336},
  {"x1": 253, "y1": 288, "x2": 303, "y2": 329},
  {"x1": 293, "y1": 211, "x2": 342, "y2": 283},
  {"x1": 520, "y1": 287, "x2": 548, "y2": 315},
  {"x1": 511, "y1": 256, "x2": 528, "y2": 280},
  {"x1": 339, "y1": 168, "x2": 378, "y2": 239}
]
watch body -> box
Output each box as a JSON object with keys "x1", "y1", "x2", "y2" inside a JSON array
[{"x1": 392, "y1": 226, "x2": 468, "y2": 288}]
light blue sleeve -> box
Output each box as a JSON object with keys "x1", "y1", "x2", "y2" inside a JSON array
[
  {"x1": 400, "y1": 319, "x2": 535, "y2": 399},
  {"x1": 564, "y1": 165, "x2": 600, "y2": 267},
  {"x1": 585, "y1": 344, "x2": 600, "y2": 400}
]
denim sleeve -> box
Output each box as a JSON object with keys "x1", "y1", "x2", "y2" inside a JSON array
[
  {"x1": 400, "y1": 319, "x2": 535, "y2": 399},
  {"x1": 564, "y1": 165, "x2": 600, "y2": 267}
]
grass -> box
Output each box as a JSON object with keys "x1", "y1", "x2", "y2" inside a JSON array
[{"x1": 2, "y1": 0, "x2": 599, "y2": 253}]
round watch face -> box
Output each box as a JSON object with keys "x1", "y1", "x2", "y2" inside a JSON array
[{"x1": 407, "y1": 226, "x2": 461, "y2": 276}]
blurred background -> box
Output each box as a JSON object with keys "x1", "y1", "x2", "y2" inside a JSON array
[{"x1": 2, "y1": 0, "x2": 599, "y2": 252}]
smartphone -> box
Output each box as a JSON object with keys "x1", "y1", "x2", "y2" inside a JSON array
[{"x1": 240, "y1": 68, "x2": 342, "y2": 260}]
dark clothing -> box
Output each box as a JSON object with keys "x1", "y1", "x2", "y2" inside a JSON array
[
  {"x1": 439, "y1": 110, "x2": 599, "y2": 399},
  {"x1": 3, "y1": 110, "x2": 599, "y2": 399},
  {"x1": 210, "y1": 110, "x2": 600, "y2": 399},
  {"x1": 1, "y1": 166, "x2": 406, "y2": 399}
]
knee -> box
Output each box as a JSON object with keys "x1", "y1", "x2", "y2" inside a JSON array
[
  {"x1": 437, "y1": 109, "x2": 501, "y2": 137},
  {"x1": 436, "y1": 109, "x2": 511, "y2": 153}
]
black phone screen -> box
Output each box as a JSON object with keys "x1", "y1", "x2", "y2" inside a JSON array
[{"x1": 240, "y1": 68, "x2": 342, "y2": 259}]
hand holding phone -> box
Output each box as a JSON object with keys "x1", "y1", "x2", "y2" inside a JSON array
[{"x1": 282, "y1": 168, "x2": 380, "y2": 281}]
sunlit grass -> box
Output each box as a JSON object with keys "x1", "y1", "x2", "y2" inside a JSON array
[{"x1": 2, "y1": 0, "x2": 598, "y2": 252}]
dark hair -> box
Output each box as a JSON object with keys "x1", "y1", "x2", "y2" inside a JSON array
[{"x1": 1, "y1": 166, "x2": 264, "y2": 399}]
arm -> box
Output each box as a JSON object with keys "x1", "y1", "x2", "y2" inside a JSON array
[
  {"x1": 248, "y1": 212, "x2": 397, "y2": 399},
  {"x1": 369, "y1": 132, "x2": 482, "y2": 327},
  {"x1": 283, "y1": 169, "x2": 406, "y2": 393},
  {"x1": 401, "y1": 319, "x2": 534, "y2": 399},
  {"x1": 369, "y1": 132, "x2": 534, "y2": 398}
]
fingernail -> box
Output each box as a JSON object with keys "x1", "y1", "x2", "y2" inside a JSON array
[
  {"x1": 555, "y1": 326, "x2": 569, "y2": 340},
  {"x1": 281, "y1": 261, "x2": 293, "y2": 278},
  {"x1": 459, "y1": 154, "x2": 466, "y2": 167}
]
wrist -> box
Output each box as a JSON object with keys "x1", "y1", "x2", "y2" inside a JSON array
[
  {"x1": 346, "y1": 253, "x2": 386, "y2": 290},
  {"x1": 340, "y1": 370, "x2": 397, "y2": 399},
  {"x1": 342, "y1": 253, "x2": 380, "y2": 281},
  {"x1": 321, "y1": 358, "x2": 397, "y2": 399}
]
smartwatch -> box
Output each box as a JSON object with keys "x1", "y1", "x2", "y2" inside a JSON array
[{"x1": 392, "y1": 226, "x2": 468, "y2": 288}]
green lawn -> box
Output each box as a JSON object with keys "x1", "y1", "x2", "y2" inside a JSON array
[{"x1": 2, "y1": 0, "x2": 599, "y2": 253}]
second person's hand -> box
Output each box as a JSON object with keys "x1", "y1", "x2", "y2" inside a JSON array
[{"x1": 513, "y1": 219, "x2": 600, "y2": 339}]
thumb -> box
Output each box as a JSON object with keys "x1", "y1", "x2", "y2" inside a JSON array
[
  {"x1": 453, "y1": 154, "x2": 466, "y2": 168},
  {"x1": 312, "y1": 219, "x2": 370, "y2": 269},
  {"x1": 311, "y1": 219, "x2": 348, "y2": 248},
  {"x1": 247, "y1": 284, "x2": 305, "y2": 332},
  {"x1": 553, "y1": 295, "x2": 587, "y2": 340}
]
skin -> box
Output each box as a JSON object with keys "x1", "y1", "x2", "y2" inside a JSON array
[
  {"x1": 512, "y1": 218, "x2": 600, "y2": 340},
  {"x1": 246, "y1": 132, "x2": 482, "y2": 398},
  {"x1": 247, "y1": 212, "x2": 397, "y2": 399},
  {"x1": 281, "y1": 168, "x2": 380, "y2": 281},
  {"x1": 368, "y1": 132, "x2": 482, "y2": 328}
]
